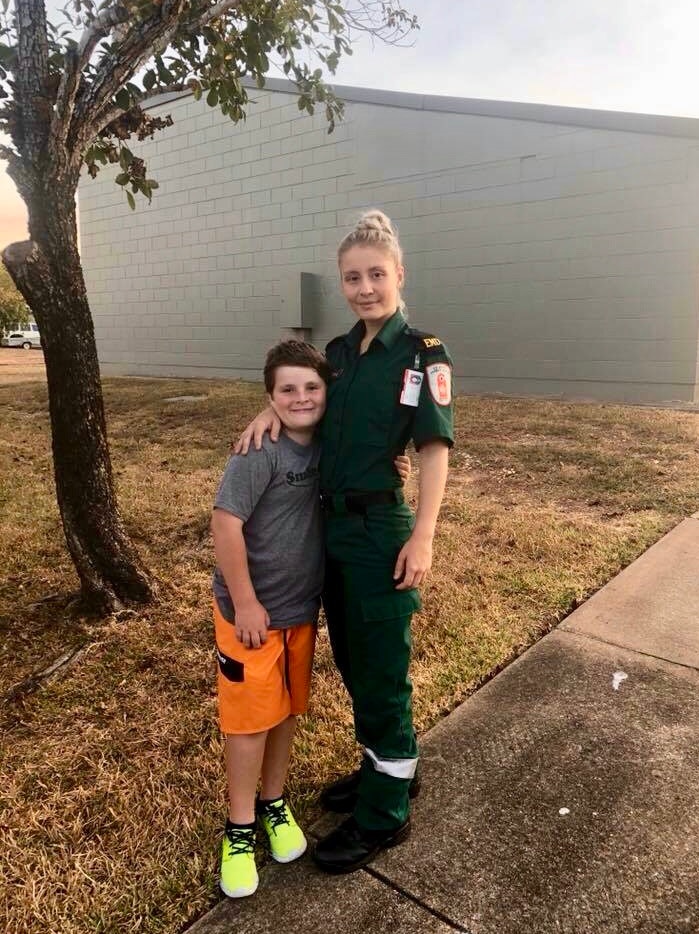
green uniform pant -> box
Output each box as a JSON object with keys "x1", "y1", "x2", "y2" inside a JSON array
[{"x1": 323, "y1": 501, "x2": 421, "y2": 830}]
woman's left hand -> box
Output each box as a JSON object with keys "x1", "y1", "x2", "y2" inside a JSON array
[{"x1": 393, "y1": 530, "x2": 433, "y2": 590}]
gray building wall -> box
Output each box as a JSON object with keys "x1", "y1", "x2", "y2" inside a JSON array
[{"x1": 79, "y1": 80, "x2": 699, "y2": 402}]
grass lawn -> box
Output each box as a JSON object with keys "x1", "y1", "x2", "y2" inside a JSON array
[{"x1": 2, "y1": 367, "x2": 699, "y2": 933}]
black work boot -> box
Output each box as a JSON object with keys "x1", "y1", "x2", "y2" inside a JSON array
[
  {"x1": 312, "y1": 816, "x2": 411, "y2": 874},
  {"x1": 319, "y1": 763, "x2": 421, "y2": 813}
]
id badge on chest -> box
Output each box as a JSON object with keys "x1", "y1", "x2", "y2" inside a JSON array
[{"x1": 400, "y1": 368, "x2": 423, "y2": 407}]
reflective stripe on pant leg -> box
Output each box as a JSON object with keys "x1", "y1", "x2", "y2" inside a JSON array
[{"x1": 364, "y1": 746, "x2": 418, "y2": 780}]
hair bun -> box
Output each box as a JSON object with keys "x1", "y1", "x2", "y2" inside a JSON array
[
  {"x1": 356, "y1": 209, "x2": 396, "y2": 239},
  {"x1": 337, "y1": 207, "x2": 403, "y2": 265}
]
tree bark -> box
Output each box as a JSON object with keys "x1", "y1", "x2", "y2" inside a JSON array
[{"x1": 3, "y1": 179, "x2": 155, "y2": 613}]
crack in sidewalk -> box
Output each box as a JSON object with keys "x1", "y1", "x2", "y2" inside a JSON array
[
  {"x1": 362, "y1": 864, "x2": 472, "y2": 933},
  {"x1": 562, "y1": 628, "x2": 699, "y2": 674}
]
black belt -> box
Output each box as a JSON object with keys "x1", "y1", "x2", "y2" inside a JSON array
[{"x1": 320, "y1": 490, "x2": 404, "y2": 515}]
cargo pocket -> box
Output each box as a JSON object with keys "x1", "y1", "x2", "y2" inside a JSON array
[
  {"x1": 361, "y1": 588, "x2": 422, "y2": 622},
  {"x1": 215, "y1": 645, "x2": 244, "y2": 682}
]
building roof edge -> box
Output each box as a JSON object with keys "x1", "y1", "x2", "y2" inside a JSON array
[{"x1": 145, "y1": 76, "x2": 699, "y2": 139}]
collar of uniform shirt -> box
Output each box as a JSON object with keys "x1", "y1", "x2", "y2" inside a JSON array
[{"x1": 344, "y1": 308, "x2": 406, "y2": 352}]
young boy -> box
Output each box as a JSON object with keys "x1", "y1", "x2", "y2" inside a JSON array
[{"x1": 211, "y1": 340, "x2": 330, "y2": 898}]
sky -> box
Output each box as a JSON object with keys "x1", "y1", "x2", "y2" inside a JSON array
[{"x1": 3, "y1": 0, "x2": 699, "y2": 247}]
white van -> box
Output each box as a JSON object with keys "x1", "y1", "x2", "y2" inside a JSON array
[{"x1": 1, "y1": 323, "x2": 42, "y2": 348}]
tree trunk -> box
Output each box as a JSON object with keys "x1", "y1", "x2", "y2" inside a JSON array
[{"x1": 3, "y1": 180, "x2": 155, "y2": 614}]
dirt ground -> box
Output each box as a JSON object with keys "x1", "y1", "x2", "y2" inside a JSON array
[{"x1": 0, "y1": 346, "x2": 46, "y2": 383}]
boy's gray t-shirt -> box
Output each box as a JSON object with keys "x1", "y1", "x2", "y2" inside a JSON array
[{"x1": 212, "y1": 433, "x2": 323, "y2": 629}]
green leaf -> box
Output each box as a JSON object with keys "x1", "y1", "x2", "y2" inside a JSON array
[
  {"x1": 115, "y1": 88, "x2": 130, "y2": 110},
  {"x1": 206, "y1": 87, "x2": 218, "y2": 107},
  {"x1": 143, "y1": 70, "x2": 157, "y2": 91},
  {"x1": 115, "y1": 172, "x2": 130, "y2": 186},
  {"x1": 126, "y1": 191, "x2": 135, "y2": 210}
]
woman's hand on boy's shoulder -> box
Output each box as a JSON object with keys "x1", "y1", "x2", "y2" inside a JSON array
[{"x1": 232, "y1": 407, "x2": 282, "y2": 455}]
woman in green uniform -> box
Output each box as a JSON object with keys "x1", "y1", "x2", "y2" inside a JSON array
[{"x1": 238, "y1": 210, "x2": 454, "y2": 873}]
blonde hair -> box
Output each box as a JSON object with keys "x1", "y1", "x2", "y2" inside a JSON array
[{"x1": 337, "y1": 209, "x2": 403, "y2": 267}]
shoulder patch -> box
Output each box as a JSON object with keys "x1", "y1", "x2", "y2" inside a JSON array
[
  {"x1": 408, "y1": 328, "x2": 448, "y2": 364},
  {"x1": 408, "y1": 327, "x2": 442, "y2": 350},
  {"x1": 426, "y1": 362, "x2": 452, "y2": 406}
]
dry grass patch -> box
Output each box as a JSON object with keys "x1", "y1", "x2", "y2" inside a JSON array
[{"x1": 1, "y1": 376, "x2": 699, "y2": 933}]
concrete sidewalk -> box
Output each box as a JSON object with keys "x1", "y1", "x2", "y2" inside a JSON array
[{"x1": 189, "y1": 517, "x2": 699, "y2": 934}]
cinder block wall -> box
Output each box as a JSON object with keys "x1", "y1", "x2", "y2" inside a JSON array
[{"x1": 79, "y1": 80, "x2": 699, "y2": 402}]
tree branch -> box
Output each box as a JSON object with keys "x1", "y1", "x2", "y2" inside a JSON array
[
  {"x1": 196, "y1": 0, "x2": 242, "y2": 30},
  {"x1": 76, "y1": 4, "x2": 130, "y2": 60},
  {"x1": 139, "y1": 81, "x2": 190, "y2": 100},
  {"x1": 91, "y1": 82, "x2": 187, "y2": 138},
  {"x1": 52, "y1": 3, "x2": 131, "y2": 149},
  {"x1": 72, "y1": 0, "x2": 244, "y2": 150},
  {"x1": 73, "y1": 9, "x2": 181, "y2": 146}
]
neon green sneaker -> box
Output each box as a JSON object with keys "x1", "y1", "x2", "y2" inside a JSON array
[
  {"x1": 220, "y1": 823, "x2": 258, "y2": 898},
  {"x1": 257, "y1": 797, "x2": 307, "y2": 863}
]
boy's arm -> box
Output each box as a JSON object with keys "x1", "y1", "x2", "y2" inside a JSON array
[{"x1": 211, "y1": 509, "x2": 270, "y2": 649}]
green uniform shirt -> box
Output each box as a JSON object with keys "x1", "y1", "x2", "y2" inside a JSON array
[{"x1": 319, "y1": 310, "x2": 454, "y2": 494}]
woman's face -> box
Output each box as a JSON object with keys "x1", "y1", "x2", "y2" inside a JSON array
[{"x1": 339, "y1": 244, "x2": 404, "y2": 329}]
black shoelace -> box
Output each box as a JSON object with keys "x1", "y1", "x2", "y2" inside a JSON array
[
  {"x1": 224, "y1": 826, "x2": 254, "y2": 855},
  {"x1": 260, "y1": 800, "x2": 289, "y2": 832}
]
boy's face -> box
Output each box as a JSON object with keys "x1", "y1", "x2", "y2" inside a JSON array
[{"x1": 268, "y1": 365, "x2": 326, "y2": 433}]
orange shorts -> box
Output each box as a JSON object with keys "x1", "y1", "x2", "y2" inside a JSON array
[{"x1": 213, "y1": 598, "x2": 316, "y2": 735}]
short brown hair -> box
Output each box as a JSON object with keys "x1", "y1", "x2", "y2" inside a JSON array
[{"x1": 263, "y1": 340, "x2": 331, "y2": 394}]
